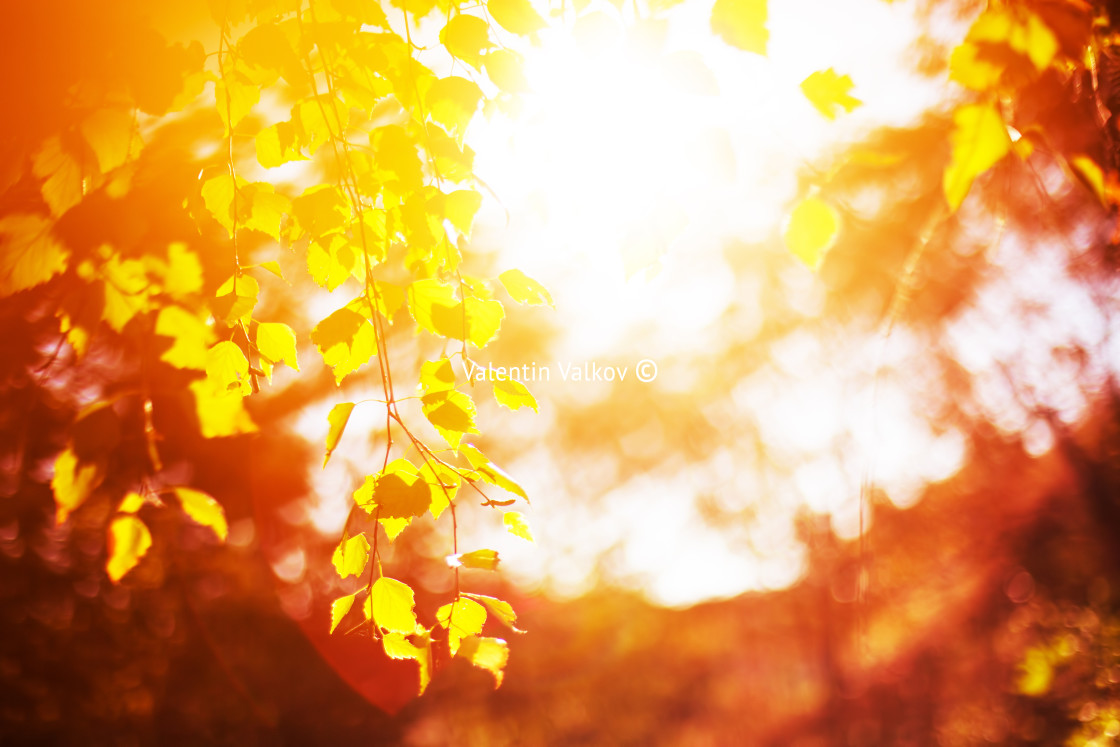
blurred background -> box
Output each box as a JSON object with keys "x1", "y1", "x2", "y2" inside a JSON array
[{"x1": 4, "y1": 0, "x2": 1120, "y2": 744}]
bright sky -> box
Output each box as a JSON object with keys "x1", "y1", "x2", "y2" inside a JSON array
[{"x1": 301, "y1": 0, "x2": 973, "y2": 608}]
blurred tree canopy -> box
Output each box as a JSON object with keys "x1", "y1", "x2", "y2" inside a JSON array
[{"x1": 4, "y1": 0, "x2": 1120, "y2": 743}]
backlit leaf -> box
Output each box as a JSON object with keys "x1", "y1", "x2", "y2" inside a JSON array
[
  {"x1": 451, "y1": 549, "x2": 500, "y2": 570},
  {"x1": 353, "y1": 459, "x2": 433, "y2": 519},
  {"x1": 256, "y1": 321, "x2": 299, "y2": 380},
  {"x1": 457, "y1": 635, "x2": 509, "y2": 687},
  {"x1": 215, "y1": 72, "x2": 260, "y2": 132},
  {"x1": 205, "y1": 341, "x2": 252, "y2": 396},
  {"x1": 421, "y1": 389, "x2": 479, "y2": 447},
  {"x1": 324, "y1": 402, "x2": 356, "y2": 466},
  {"x1": 783, "y1": 197, "x2": 839, "y2": 270},
  {"x1": 420, "y1": 358, "x2": 457, "y2": 394},
  {"x1": 485, "y1": 49, "x2": 530, "y2": 93},
  {"x1": 488, "y1": 0, "x2": 546, "y2": 35},
  {"x1": 465, "y1": 593, "x2": 523, "y2": 632},
  {"x1": 460, "y1": 444, "x2": 530, "y2": 501},
  {"x1": 493, "y1": 378, "x2": 538, "y2": 412},
  {"x1": 426, "y1": 77, "x2": 483, "y2": 140},
  {"x1": 332, "y1": 533, "x2": 371, "y2": 578},
  {"x1": 81, "y1": 108, "x2": 141, "y2": 173},
  {"x1": 156, "y1": 305, "x2": 214, "y2": 370},
  {"x1": 445, "y1": 190, "x2": 483, "y2": 236},
  {"x1": 800, "y1": 69, "x2": 861, "y2": 120},
  {"x1": 310, "y1": 306, "x2": 378, "y2": 384},
  {"x1": 0, "y1": 214, "x2": 69, "y2": 297},
  {"x1": 710, "y1": 0, "x2": 767, "y2": 55},
  {"x1": 499, "y1": 269, "x2": 553, "y2": 306},
  {"x1": 106, "y1": 515, "x2": 152, "y2": 583},
  {"x1": 330, "y1": 592, "x2": 358, "y2": 633},
  {"x1": 52, "y1": 447, "x2": 103, "y2": 524},
  {"x1": 174, "y1": 488, "x2": 229, "y2": 541},
  {"x1": 366, "y1": 576, "x2": 417, "y2": 634},
  {"x1": 214, "y1": 274, "x2": 260, "y2": 325},
  {"x1": 381, "y1": 631, "x2": 433, "y2": 694},
  {"x1": 437, "y1": 597, "x2": 487, "y2": 655},
  {"x1": 32, "y1": 137, "x2": 84, "y2": 216},
  {"x1": 943, "y1": 103, "x2": 1010, "y2": 212},
  {"x1": 256, "y1": 120, "x2": 307, "y2": 168},
  {"x1": 164, "y1": 243, "x2": 204, "y2": 298},
  {"x1": 118, "y1": 492, "x2": 146, "y2": 514},
  {"x1": 504, "y1": 511, "x2": 533, "y2": 542},
  {"x1": 190, "y1": 379, "x2": 258, "y2": 437},
  {"x1": 441, "y1": 14, "x2": 491, "y2": 69}
]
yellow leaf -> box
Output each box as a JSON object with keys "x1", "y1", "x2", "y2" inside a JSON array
[
  {"x1": 205, "y1": 340, "x2": 252, "y2": 396},
  {"x1": 80, "y1": 108, "x2": 142, "y2": 173},
  {"x1": 783, "y1": 197, "x2": 839, "y2": 270},
  {"x1": 214, "y1": 274, "x2": 260, "y2": 325},
  {"x1": 106, "y1": 515, "x2": 152, "y2": 582},
  {"x1": 460, "y1": 444, "x2": 529, "y2": 501},
  {"x1": 332, "y1": 534, "x2": 370, "y2": 579},
  {"x1": 449, "y1": 549, "x2": 500, "y2": 571},
  {"x1": 426, "y1": 77, "x2": 483, "y2": 141},
  {"x1": 190, "y1": 379, "x2": 258, "y2": 437},
  {"x1": 156, "y1": 305, "x2": 214, "y2": 370},
  {"x1": 421, "y1": 389, "x2": 479, "y2": 448},
  {"x1": 51, "y1": 447, "x2": 103, "y2": 524},
  {"x1": 164, "y1": 243, "x2": 204, "y2": 298},
  {"x1": 174, "y1": 487, "x2": 228, "y2": 541},
  {"x1": 370, "y1": 126, "x2": 424, "y2": 195},
  {"x1": 310, "y1": 306, "x2": 377, "y2": 384},
  {"x1": 0, "y1": 214, "x2": 69, "y2": 297},
  {"x1": 498, "y1": 269, "x2": 552, "y2": 306},
  {"x1": 1071, "y1": 155, "x2": 1106, "y2": 204},
  {"x1": 201, "y1": 173, "x2": 237, "y2": 234},
  {"x1": 492, "y1": 378, "x2": 538, "y2": 412},
  {"x1": 256, "y1": 321, "x2": 299, "y2": 380},
  {"x1": 485, "y1": 49, "x2": 529, "y2": 93},
  {"x1": 487, "y1": 0, "x2": 546, "y2": 35},
  {"x1": 419, "y1": 459, "x2": 459, "y2": 520},
  {"x1": 32, "y1": 136, "x2": 84, "y2": 216},
  {"x1": 445, "y1": 190, "x2": 483, "y2": 236},
  {"x1": 353, "y1": 459, "x2": 433, "y2": 519},
  {"x1": 457, "y1": 635, "x2": 509, "y2": 687},
  {"x1": 381, "y1": 631, "x2": 433, "y2": 695},
  {"x1": 800, "y1": 69, "x2": 862, "y2": 120},
  {"x1": 943, "y1": 103, "x2": 1010, "y2": 212},
  {"x1": 441, "y1": 14, "x2": 491, "y2": 69},
  {"x1": 100, "y1": 253, "x2": 151, "y2": 332},
  {"x1": 330, "y1": 592, "x2": 358, "y2": 633},
  {"x1": 465, "y1": 593, "x2": 523, "y2": 632},
  {"x1": 949, "y1": 8, "x2": 1058, "y2": 91},
  {"x1": 255, "y1": 120, "x2": 307, "y2": 168},
  {"x1": 436, "y1": 597, "x2": 487, "y2": 655},
  {"x1": 365, "y1": 576, "x2": 417, "y2": 634},
  {"x1": 503, "y1": 511, "x2": 533, "y2": 542},
  {"x1": 215, "y1": 72, "x2": 260, "y2": 132},
  {"x1": 324, "y1": 402, "x2": 355, "y2": 467},
  {"x1": 241, "y1": 183, "x2": 291, "y2": 240},
  {"x1": 419, "y1": 358, "x2": 456, "y2": 394},
  {"x1": 710, "y1": 0, "x2": 767, "y2": 55},
  {"x1": 118, "y1": 492, "x2": 146, "y2": 514}
]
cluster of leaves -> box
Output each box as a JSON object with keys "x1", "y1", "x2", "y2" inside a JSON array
[
  {"x1": 770, "y1": 0, "x2": 1117, "y2": 275},
  {"x1": 0, "y1": 0, "x2": 565, "y2": 692}
]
